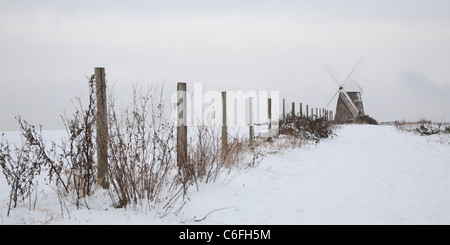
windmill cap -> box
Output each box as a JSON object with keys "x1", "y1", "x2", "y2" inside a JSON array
[{"x1": 342, "y1": 78, "x2": 362, "y2": 92}]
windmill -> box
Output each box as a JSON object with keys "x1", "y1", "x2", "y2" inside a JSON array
[{"x1": 324, "y1": 57, "x2": 366, "y2": 123}]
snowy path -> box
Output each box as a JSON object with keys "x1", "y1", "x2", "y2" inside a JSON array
[{"x1": 180, "y1": 125, "x2": 450, "y2": 224}]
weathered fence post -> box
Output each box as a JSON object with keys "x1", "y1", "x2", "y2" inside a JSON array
[
  {"x1": 268, "y1": 98, "x2": 272, "y2": 130},
  {"x1": 316, "y1": 108, "x2": 318, "y2": 119},
  {"x1": 300, "y1": 103, "x2": 303, "y2": 117},
  {"x1": 249, "y1": 97, "x2": 254, "y2": 146},
  {"x1": 222, "y1": 91, "x2": 227, "y2": 154},
  {"x1": 177, "y1": 82, "x2": 188, "y2": 168},
  {"x1": 291, "y1": 102, "x2": 295, "y2": 118},
  {"x1": 282, "y1": 99, "x2": 286, "y2": 124},
  {"x1": 311, "y1": 108, "x2": 314, "y2": 119},
  {"x1": 306, "y1": 104, "x2": 309, "y2": 119},
  {"x1": 267, "y1": 98, "x2": 273, "y2": 141},
  {"x1": 95, "y1": 67, "x2": 109, "y2": 189}
]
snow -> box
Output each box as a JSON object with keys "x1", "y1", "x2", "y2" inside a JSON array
[
  {"x1": 1, "y1": 124, "x2": 450, "y2": 224},
  {"x1": 179, "y1": 125, "x2": 450, "y2": 224}
]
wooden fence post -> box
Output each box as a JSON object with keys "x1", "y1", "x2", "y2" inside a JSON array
[
  {"x1": 95, "y1": 67, "x2": 109, "y2": 189},
  {"x1": 291, "y1": 102, "x2": 295, "y2": 118},
  {"x1": 299, "y1": 103, "x2": 303, "y2": 117},
  {"x1": 249, "y1": 97, "x2": 254, "y2": 146},
  {"x1": 177, "y1": 82, "x2": 188, "y2": 168},
  {"x1": 282, "y1": 99, "x2": 286, "y2": 124},
  {"x1": 268, "y1": 98, "x2": 273, "y2": 141},
  {"x1": 222, "y1": 91, "x2": 227, "y2": 154},
  {"x1": 316, "y1": 108, "x2": 318, "y2": 119},
  {"x1": 311, "y1": 108, "x2": 314, "y2": 119},
  {"x1": 268, "y1": 98, "x2": 272, "y2": 130},
  {"x1": 306, "y1": 104, "x2": 309, "y2": 119}
]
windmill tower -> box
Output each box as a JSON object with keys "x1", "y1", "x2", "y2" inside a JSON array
[{"x1": 324, "y1": 57, "x2": 365, "y2": 123}]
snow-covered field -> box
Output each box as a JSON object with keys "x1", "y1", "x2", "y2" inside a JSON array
[{"x1": 1, "y1": 124, "x2": 450, "y2": 224}]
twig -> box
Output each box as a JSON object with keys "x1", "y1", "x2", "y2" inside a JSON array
[
  {"x1": 194, "y1": 207, "x2": 228, "y2": 222},
  {"x1": 174, "y1": 201, "x2": 186, "y2": 216}
]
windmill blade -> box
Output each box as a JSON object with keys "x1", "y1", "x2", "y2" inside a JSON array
[
  {"x1": 341, "y1": 56, "x2": 366, "y2": 87},
  {"x1": 340, "y1": 89, "x2": 359, "y2": 118},
  {"x1": 349, "y1": 77, "x2": 363, "y2": 93},
  {"x1": 326, "y1": 89, "x2": 340, "y2": 107},
  {"x1": 323, "y1": 63, "x2": 341, "y2": 87}
]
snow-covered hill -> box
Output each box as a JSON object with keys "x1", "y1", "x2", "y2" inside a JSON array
[{"x1": 1, "y1": 125, "x2": 450, "y2": 224}]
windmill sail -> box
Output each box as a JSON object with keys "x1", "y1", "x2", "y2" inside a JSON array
[{"x1": 340, "y1": 91, "x2": 359, "y2": 118}]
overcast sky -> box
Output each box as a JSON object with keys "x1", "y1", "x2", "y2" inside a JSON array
[{"x1": 1, "y1": 0, "x2": 450, "y2": 130}]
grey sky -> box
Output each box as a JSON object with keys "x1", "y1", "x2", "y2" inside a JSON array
[{"x1": 1, "y1": 0, "x2": 450, "y2": 130}]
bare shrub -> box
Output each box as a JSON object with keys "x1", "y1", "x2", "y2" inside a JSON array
[
  {"x1": 57, "y1": 75, "x2": 97, "y2": 208},
  {"x1": 0, "y1": 133, "x2": 42, "y2": 217},
  {"x1": 1, "y1": 75, "x2": 99, "y2": 215},
  {"x1": 184, "y1": 126, "x2": 235, "y2": 187},
  {"x1": 416, "y1": 123, "x2": 446, "y2": 136},
  {"x1": 16, "y1": 117, "x2": 67, "y2": 190},
  {"x1": 0, "y1": 117, "x2": 64, "y2": 216},
  {"x1": 395, "y1": 119, "x2": 450, "y2": 136},
  {"x1": 107, "y1": 85, "x2": 176, "y2": 209},
  {"x1": 186, "y1": 126, "x2": 224, "y2": 187},
  {"x1": 280, "y1": 115, "x2": 334, "y2": 143}
]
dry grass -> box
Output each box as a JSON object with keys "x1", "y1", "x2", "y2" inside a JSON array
[
  {"x1": 279, "y1": 115, "x2": 334, "y2": 143},
  {"x1": 394, "y1": 119, "x2": 450, "y2": 135}
]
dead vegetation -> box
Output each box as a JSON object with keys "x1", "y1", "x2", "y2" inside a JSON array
[
  {"x1": 0, "y1": 117, "x2": 67, "y2": 216},
  {"x1": 58, "y1": 75, "x2": 98, "y2": 208},
  {"x1": 0, "y1": 128, "x2": 44, "y2": 217},
  {"x1": 0, "y1": 75, "x2": 336, "y2": 217},
  {"x1": 279, "y1": 114, "x2": 334, "y2": 143},
  {"x1": 106, "y1": 85, "x2": 176, "y2": 209},
  {"x1": 0, "y1": 78, "x2": 270, "y2": 217},
  {"x1": 395, "y1": 119, "x2": 450, "y2": 136},
  {"x1": 353, "y1": 115, "x2": 379, "y2": 125}
]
